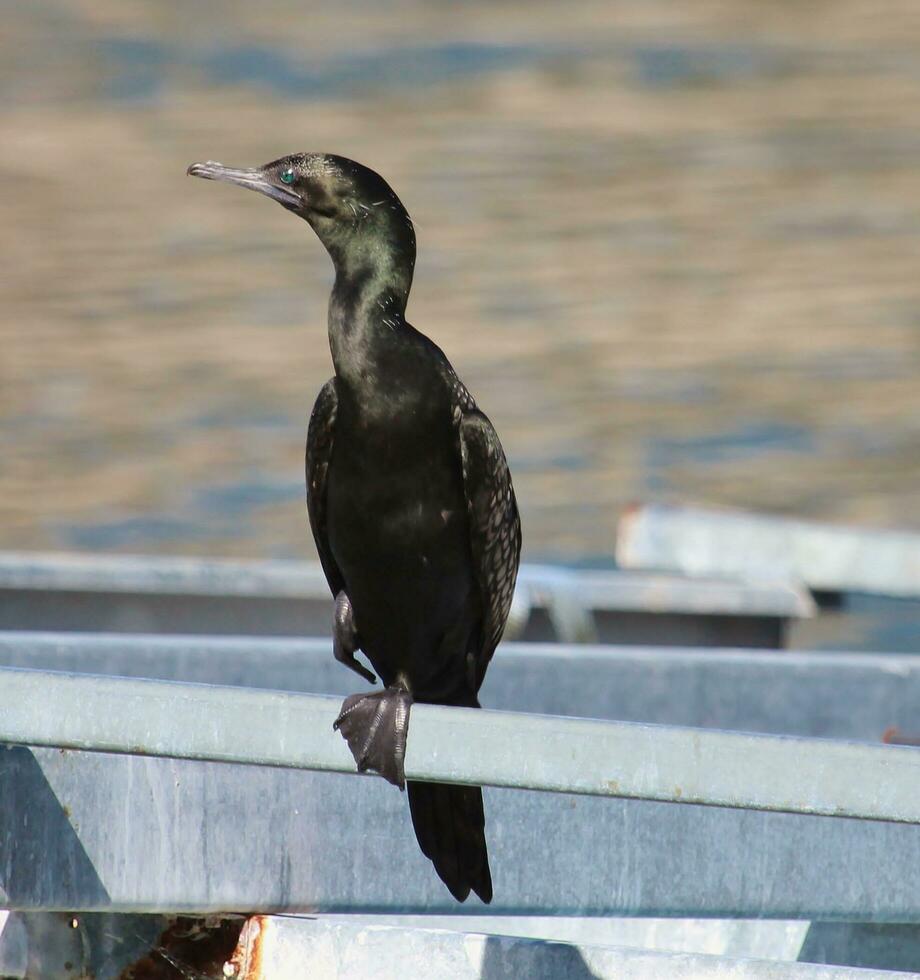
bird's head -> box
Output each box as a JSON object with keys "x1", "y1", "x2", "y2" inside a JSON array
[{"x1": 187, "y1": 153, "x2": 416, "y2": 280}]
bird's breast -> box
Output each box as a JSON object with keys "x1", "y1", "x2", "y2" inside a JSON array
[{"x1": 328, "y1": 447, "x2": 464, "y2": 554}]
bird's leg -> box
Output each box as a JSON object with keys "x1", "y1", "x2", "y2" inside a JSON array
[
  {"x1": 333, "y1": 591, "x2": 376, "y2": 684},
  {"x1": 333, "y1": 683, "x2": 413, "y2": 790}
]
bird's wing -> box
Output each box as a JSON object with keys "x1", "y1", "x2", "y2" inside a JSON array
[
  {"x1": 305, "y1": 377, "x2": 345, "y2": 597},
  {"x1": 458, "y1": 408, "x2": 522, "y2": 689}
]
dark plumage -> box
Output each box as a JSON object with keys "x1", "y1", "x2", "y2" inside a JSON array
[{"x1": 188, "y1": 153, "x2": 521, "y2": 903}]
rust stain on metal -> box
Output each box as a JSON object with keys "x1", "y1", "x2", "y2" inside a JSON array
[
  {"x1": 118, "y1": 915, "x2": 246, "y2": 979},
  {"x1": 883, "y1": 726, "x2": 920, "y2": 746},
  {"x1": 224, "y1": 916, "x2": 267, "y2": 980}
]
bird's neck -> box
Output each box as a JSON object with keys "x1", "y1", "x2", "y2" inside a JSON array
[{"x1": 327, "y1": 251, "x2": 414, "y2": 385}]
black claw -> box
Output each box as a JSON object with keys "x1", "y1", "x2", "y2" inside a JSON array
[
  {"x1": 332, "y1": 591, "x2": 376, "y2": 683},
  {"x1": 335, "y1": 646, "x2": 376, "y2": 684}
]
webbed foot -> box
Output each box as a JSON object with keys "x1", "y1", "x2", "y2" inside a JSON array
[
  {"x1": 333, "y1": 591, "x2": 376, "y2": 684},
  {"x1": 333, "y1": 686, "x2": 413, "y2": 789}
]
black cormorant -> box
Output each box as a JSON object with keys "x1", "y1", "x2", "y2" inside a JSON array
[{"x1": 188, "y1": 153, "x2": 521, "y2": 903}]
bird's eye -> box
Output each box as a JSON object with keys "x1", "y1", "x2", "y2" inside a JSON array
[{"x1": 280, "y1": 168, "x2": 296, "y2": 185}]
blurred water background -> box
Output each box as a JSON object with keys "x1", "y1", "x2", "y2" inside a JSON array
[{"x1": 2, "y1": 0, "x2": 919, "y2": 565}]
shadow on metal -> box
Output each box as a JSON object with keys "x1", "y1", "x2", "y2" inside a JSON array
[
  {"x1": 799, "y1": 922, "x2": 920, "y2": 974},
  {"x1": 0, "y1": 747, "x2": 109, "y2": 908},
  {"x1": 479, "y1": 933, "x2": 598, "y2": 979}
]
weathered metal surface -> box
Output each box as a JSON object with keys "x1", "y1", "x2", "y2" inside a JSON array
[
  {"x1": 0, "y1": 665, "x2": 918, "y2": 823},
  {"x1": 0, "y1": 552, "x2": 330, "y2": 599},
  {"x1": 884, "y1": 728, "x2": 920, "y2": 747},
  {"x1": 6, "y1": 914, "x2": 920, "y2": 977},
  {"x1": 5, "y1": 913, "x2": 909, "y2": 979},
  {"x1": 317, "y1": 914, "x2": 813, "y2": 960},
  {"x1": 331, "y1": 916, "x2": 920, "y2": 974},
  {"x1": 0, "y1": 909, "x2": 809, "y2": 978},
  {"x1": 617, "y1": 504, "x2": 920, "y2": 598},
  {"x1": 2, "y1": 632, "x2": 920, "y2": 743},
  {"x1": 5, "y1": 743, "x2": 920, "y2": 917},
  {"x1": 224, "y1": 916, "x2": 915, "y2": 980},
  {"x1": 518, "y1": 564, "x2": 812, "y2": 616},
  {"x1": 0, "y1": 551, "x2": 811, "y2": 646}
]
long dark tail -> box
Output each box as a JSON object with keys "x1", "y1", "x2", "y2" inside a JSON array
[{"x1": 407, "y1": 780, "x2": 492, "y2": 903}]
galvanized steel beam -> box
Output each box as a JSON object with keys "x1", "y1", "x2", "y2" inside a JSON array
[
  {"x1": 7, "y1": 743, "x2": 920, "y2": 917},
  {"x1": 4, "y1": 662, "x2": 920, "y2": 917},
  {"x1": 0, "y1": 632, "x2": 917, "y2": 742},
  {"x1": 227, "y1": 916, "x2": 915, "y2": 980},
  {"x1": 0, "y1": 911, "x2": 818, "y2": 976},
  {"x1": 0, "y1": 551, "x2": 811, "y2": 615},
  {"x1": 617, "y1": 504, "x2": 920, "y2": 599},
  {"x1": 319, "y1": 914, "x2": 814, "y2": 959},
  {"x1": 0, "y1": 664, "x2": 918, "y2": 822},
  {"x1": 3, "y1": 913, "x2": 912, "y2": 979},
  {"x1": 0, "y1": 551, "x2": 811, "y2": 646}
]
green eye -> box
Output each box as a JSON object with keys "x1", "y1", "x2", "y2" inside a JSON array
[{"x1": 280, "y1": 168, "x2": 295, "y2": 185}]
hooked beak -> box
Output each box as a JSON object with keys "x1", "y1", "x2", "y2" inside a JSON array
[{"x1": 187, "y1": 161, "x2": 303, "y2": 209}]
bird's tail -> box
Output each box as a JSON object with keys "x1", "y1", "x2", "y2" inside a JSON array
[{"x1": 407, "y1": 780, "x2": 492, "y2": 903}]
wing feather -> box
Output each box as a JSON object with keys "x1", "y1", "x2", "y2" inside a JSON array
[
  {"x1": 305, "y1": 377, "x2": 345, "y2": 597},
  {"x1": 458, "y1": 409, "x2": 522, "y2": 688}
]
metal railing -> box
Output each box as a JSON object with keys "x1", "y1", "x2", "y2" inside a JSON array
[
  {"x1": 2, "y1": 665, "x2": 918, "y2": 822},
  {"x1": 0, "y1": 548, "x2": 915, "y2": 974},
  {"x1": 2, "y1": 646, "x2": 920, "y2": 919},
  {"x1": 0, "y1": 550, "x2": 812, "y2": 646},
  {"x1": 0, "y1": 631, "x2": 916, "y2": 742}
]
